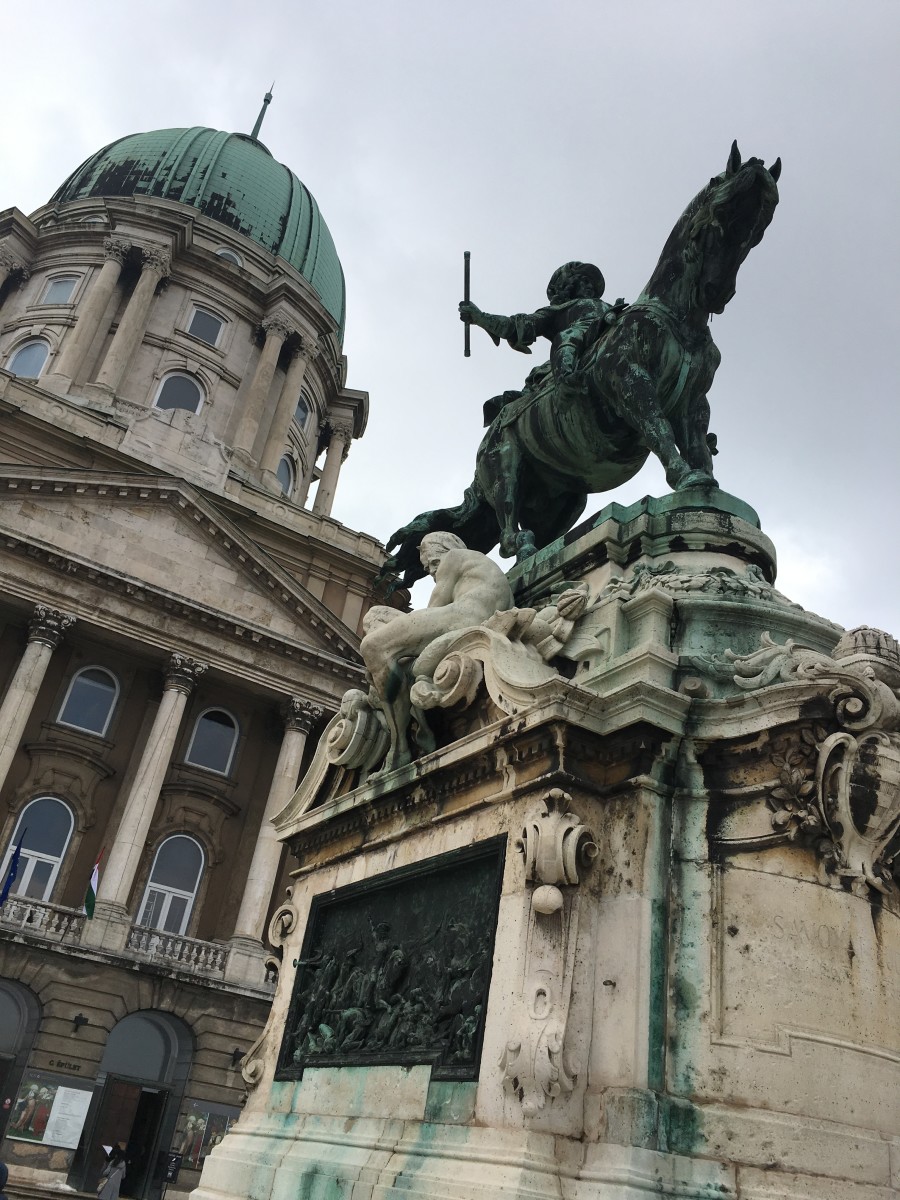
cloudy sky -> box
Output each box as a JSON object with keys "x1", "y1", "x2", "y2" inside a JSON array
[{"x1": 2, "y1": 0, "x2": 898, "y2": 630}]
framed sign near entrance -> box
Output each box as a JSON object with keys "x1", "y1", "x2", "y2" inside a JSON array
[{"x1": 5, "y1": 1069, "x2": 94, "y2": 1149}]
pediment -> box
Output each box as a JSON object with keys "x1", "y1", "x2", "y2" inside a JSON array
[{"x1": 0, "y1": 469, "x2": 358, "y2": 658}]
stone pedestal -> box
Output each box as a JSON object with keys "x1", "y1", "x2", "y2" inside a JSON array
[{"x1": 192, "y1": 491, "x2": 900, "y2": 1200}]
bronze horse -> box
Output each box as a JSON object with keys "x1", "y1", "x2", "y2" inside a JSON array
[{"x1": 381, "y1": 144, "x2": 780, "y2": 590}]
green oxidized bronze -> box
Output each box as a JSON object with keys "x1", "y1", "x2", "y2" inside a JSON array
[{"x1": 379, "y1": 143, "x2": 780, "y2": 590}]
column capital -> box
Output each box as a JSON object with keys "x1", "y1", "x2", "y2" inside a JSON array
[
  {"x1": 281, "y1": 696, "x2": 325, "y2": 734},
  {"x1": 329, "y1": 419, "x2": 354, "y2": 445},
  {"x1": 0, "y1": 243, "x2": 29, "y2": 281},
  {"x1": 103, "y1": 236, "x2": 132, "y2": 265},
  {"x1": 293, "y1": 337, "x2": 318, "y2": 365},
  {"x1": 27, "y1": 605, "x2": 75, "y2": 649},
  {"x1": 261, "y1": 313, "x2": 294, "y2": 342},
  {"x1": 164, "y1": 652, "x2": 207, "y2": 694},
  {"x1": 139, "y1": 244, "x2": 171, "y2": 277}
]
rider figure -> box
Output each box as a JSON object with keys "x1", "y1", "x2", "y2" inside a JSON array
[{"x1": 460, "y1": 261, "x2": 625, "y2": 396}]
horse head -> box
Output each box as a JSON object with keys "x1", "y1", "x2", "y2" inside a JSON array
[
  {"x1": 688, "y1": 142, "x2": 780, "y2": 314},
  {"x1": 650, "y1": 143, "x2": 780, "y2": 318}
]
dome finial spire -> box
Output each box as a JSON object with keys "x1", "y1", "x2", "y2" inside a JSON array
[{"x1": 250, "y1": 83, "x2": 275, "y2": 141}]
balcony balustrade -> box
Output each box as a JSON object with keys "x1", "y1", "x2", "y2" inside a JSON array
[
  {"x1": 0, "y1": 896, "x2": 85, "y2": 940},
  {"x1": 126, "y1": 923, "x2": 228, "y2": 974}
]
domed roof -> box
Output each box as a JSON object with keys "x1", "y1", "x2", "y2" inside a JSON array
[{"x1": 51, "y1": 126, "x2": 346, "y2": 335}]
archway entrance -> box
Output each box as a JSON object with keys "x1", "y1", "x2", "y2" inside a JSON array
[
  {"x1": 69, "y1": 1012, "x2": 191, "y2": 1200},
  {"x1": 0, "y1": 981, "x2": 41, "y2": 1143}
]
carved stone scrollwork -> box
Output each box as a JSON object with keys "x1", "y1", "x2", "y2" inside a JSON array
[
  {"x1": 242, "y1": 886, "x2": 300, "y2": 1090},
  {"x1": 324, "y1": 689, "x2": 390, "y2": 777},
  {"x1": 730, "y1": 629, "x2": 900, "y2": 892},
  {"x1": 28, "y1": 605, "x2": 75, "y2": 649},
  {"x1": 502, "y1": 790, "x2": 597, "y2": 1118},
  {"x1": 0, "y1": 244, "x2": 29, "y2": 282}
]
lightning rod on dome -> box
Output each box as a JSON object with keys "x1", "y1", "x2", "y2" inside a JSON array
[{"x1": 250, "y1": 83, "x2": 275, "y2": 141}]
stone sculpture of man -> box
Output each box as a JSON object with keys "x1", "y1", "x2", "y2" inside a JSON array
[{"x1": 361, "y1": 532, "x2": 513, "y2": 772}]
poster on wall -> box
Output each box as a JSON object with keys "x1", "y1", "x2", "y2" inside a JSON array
[
  {"x1": 6, "y1": 1071, "x2": 94, "y2": 1150},
  {"x1": 173, "y1": 1100, "x2": 240, "y2": 1169}
]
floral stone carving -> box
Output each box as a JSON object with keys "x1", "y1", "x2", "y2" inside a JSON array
[{"x1": 501, "y1": 790, "x2": 597, "y2": 1117}]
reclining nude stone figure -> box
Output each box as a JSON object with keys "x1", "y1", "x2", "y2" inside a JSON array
[{"x1": 360, "y1": 532, "x2": 513, "y2": 773}]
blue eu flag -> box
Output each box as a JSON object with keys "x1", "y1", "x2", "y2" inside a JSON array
[{"x1": 0, "y1": 831, "x2": 26, "y2": 905}]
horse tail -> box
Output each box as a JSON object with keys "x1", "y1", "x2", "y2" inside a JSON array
[{"x1": 375, "y1": 481, "x2": 500, "y2": 592}]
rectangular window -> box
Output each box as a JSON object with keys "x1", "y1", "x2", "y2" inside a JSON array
[
  {"x1": 187, "y1": 308, "x2": 224, "y2": 347},
  {"x1": 41, "y1": 277, "x2": 79, "y2": 305}
]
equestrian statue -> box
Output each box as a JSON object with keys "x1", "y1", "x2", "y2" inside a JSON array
[{"x1": 378, "y1": 143, "x2": 781, "y2": 591}]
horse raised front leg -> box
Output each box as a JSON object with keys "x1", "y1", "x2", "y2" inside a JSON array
[{"x1": 613, "y1": 366, "x2": 695, "y2": 489}]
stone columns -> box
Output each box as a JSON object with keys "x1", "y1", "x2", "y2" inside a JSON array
[
  {"x1": 0, "y1": 606, "x2": 74, "y2": 797},
  {"x1": 91, "y1": 654, "x2": 205, "y2": 937},
  {"x1": 226, "y1": 699, "x2": 322, "y2": 983},
  {"x1": 311, "y1": 420, "x2": 353, "y2": 517},
  {"x1": 52, "y1": 237, "x2": 131, "y2": 381},
  {"x1": 94, "y1": 244, "x2": 170, "y2": 393},
  {"x1": 232, "y1": 314, "x2": 294, "y2": 460},
  {"x1": 259, "y1": 340, "x2": 317, "y2": 480}
]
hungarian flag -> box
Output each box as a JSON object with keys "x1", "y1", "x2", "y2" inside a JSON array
[
  {"x1": 0, "y1": 831, "x2": 25, "y2": 906},
  {"x1": 84, "y1": 850, "x2": 104, "y2": 918}
]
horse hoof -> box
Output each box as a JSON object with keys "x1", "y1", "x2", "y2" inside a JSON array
[
  {"x1": 675, "y1": 470, "x2": 718, "y2": 491},
  {"x1": 515, "y1": 535, "x2": 537, "y2": 563}
]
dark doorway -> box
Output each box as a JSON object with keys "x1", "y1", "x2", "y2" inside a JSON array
[{"x1": 68, "y1": 1012, "x2": 191, "y2": 1200}]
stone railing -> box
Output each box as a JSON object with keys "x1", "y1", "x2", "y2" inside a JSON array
[
  {"x1": 0, "y1": 896, "x2": 85, "y2": 940},
  {"x1": 126, "y1": 924, "x2": 228, "y2": 974}
]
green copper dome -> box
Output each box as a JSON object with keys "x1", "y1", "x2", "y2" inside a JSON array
[{"x1": 51, "y1": 126, "x2": 346, "y2": 335}]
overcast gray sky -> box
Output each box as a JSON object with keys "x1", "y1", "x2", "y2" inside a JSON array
[{"x1": 2, "y1": 0, "x2": 898, "y2": 630}]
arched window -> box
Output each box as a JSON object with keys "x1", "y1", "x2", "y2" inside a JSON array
[
  {"x1": 154, "y1": 372, "x2": 204, "y2": 414},
  {"x1": 276, "y1": 455, "x2": 295, "y2": 497},
  {"x1": 41, "y1": 275, "x2": 80, "y2": 305},
  {"x1": 137, "y1": 835, "x2": 205, "y2": 934},
  {"x1": 185, "y1": 708, "x2": 238, "y2": 775},
  {"x1": 215, "y1": 248, "x2": 242, "y2": 267},
  {"x1": 0, "y1": 798, "x2": 74, "y2": 903},
  {"x1": 7, "y1": 339, "x2": 50, "y2": 379},
  {"x1": 294, "y1": 393, "x2": 311, "y2": 428},
  {"x1": 56, "y1": 667, "x2": 119, "y2": 736}
]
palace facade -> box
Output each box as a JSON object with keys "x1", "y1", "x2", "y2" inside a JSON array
[{"x1": 0, "y1": 119, "x2": 388, "y2": 1200}]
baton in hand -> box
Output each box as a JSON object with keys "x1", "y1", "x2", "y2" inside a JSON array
[{"x1": 463, "y1": 250, "x2": 471, "y2": 358}]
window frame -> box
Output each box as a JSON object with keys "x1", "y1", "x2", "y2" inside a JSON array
[
  {"x1": 186, "y1": 304, "x2": 226, "y2": 349},
  {"x1": 40, "y1": 274, "x2": 81, "y2": 305},
  {"x1": 153, "y1": 371, "x2": 205, "y2": 415},
  {"x1": 56, "y1": 666, "x2": 119, "y2": 737},
  {"x1": 293, "y1": 392, "x2": 312, "y2": 431},
  {"x1": 137, "y1": 834, "x2": 205, "y2": 936},
  {"x1": 6, "y1": 338, "x2": 51, "y2": 380},
  {"x1": 215, "y1": 248, "x2": 243, "y2": 267},
  {"x1": 0, "y1": 797, "x2": 75, "y2": 904},
  {"x1": 184, "y1": 707, "x2": 239, "y2": 777},
  {"x1": 276, "y1": 455, "x2": 296, "y2": 498}
]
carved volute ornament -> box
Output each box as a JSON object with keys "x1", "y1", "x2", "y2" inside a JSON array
[
  {"x1": 728, "y1": 627, "x2": 900, "y2": 894},
  {"x1": 103, "y1": 236, "x2": 132, "y2": 265},
  {"x1": 501, "y1": 789, "x2": 597, "y2": 1117},
  {"x1": 241, "y1": 885, "x2": 301, "y2": 1091}
]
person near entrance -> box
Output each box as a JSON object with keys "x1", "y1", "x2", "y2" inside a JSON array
[
  {"x1": 0, "y1": 1159, "x2": 9, "y2": 1200},
  {"x1": 98, "y1": 1144, "x2": 127, "y2": 1200}
]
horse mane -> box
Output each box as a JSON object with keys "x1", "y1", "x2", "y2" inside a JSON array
[{"x1": 643, "y1": 176, "x2": 718, "y2": 302}]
